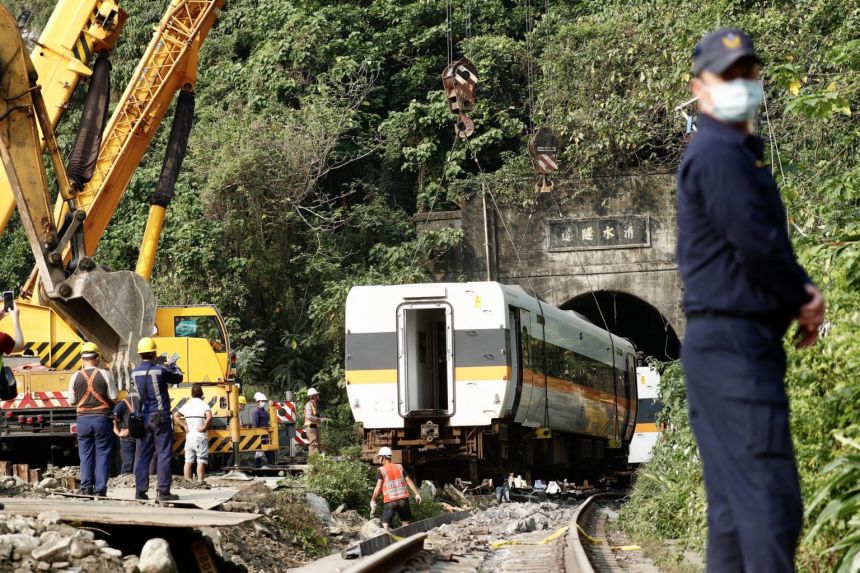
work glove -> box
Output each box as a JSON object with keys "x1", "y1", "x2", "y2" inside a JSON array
[
  {"x1": 415, "y1": 494, "x2": 422, "y2": 504},
  {"x1": 370, "y1": 500, "x2": 377, "y2": 515}
]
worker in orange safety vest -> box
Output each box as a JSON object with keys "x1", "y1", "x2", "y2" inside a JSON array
[{"x1": 369, "y1": 447, "x2": 422, "y2": 529}]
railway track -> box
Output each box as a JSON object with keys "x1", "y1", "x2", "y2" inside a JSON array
[
  {"x1": 306, "y1": 490, "x2": 666, "y2": 573},
  {"x1": 568, "y1": 493, "x2": 662, "y2": 573}
]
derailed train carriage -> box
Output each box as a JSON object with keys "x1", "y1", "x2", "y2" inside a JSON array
[{"x1": 345, "y1": 282, "x2": 640, "y2": 481}]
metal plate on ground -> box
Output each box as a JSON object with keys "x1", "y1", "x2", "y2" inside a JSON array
[
  {"x1": 0, "y1": 497, "x2": 260, "y2": 527},
  {"x1": 342, "y1": 509, "x2": 473, "y2": 559},
  {"x1": 48, "y1": 488, "x2": 237, "y2": 510},
  {"x1": 108, "y1": 487, "x2": 239, "y2": 510}
]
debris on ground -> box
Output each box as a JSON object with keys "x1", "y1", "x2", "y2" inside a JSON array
[
  {"x1": 358, "y1": 518, "x2": 386, "y2": 540},
  {"x1": 107, "y1": 475, "x2": 212, "y2": 490},
  {"x1": 231, "y1": 482, "x2": 275, "y2": 508},
  {"x1": 0, "y1": 512, "x2": 128, "y2": 573},
  {"x1": 137, "y1": 537, "x2": 178, "y2": 573},
  {"x1": 43, "y1": 465, "x2": 80, "y2": 482},
  {"x1": 218, "y1": 491, "x2": 342, "y2": 572},
  {"x1": 412, "y1": 501, "x2": 576, "y2": 571},
  {"x1": 330, "y1": 509, "x2": 365, "y2": 537},
  {"x1": 440, "y1": 483, "x2": 472, "y2": 509},
  {"x1": 433, "y1": 502, "x2": 572, "y2": 553},
  {"x1": 1, "y1": 465, "x2": 369, "y2": 572}
]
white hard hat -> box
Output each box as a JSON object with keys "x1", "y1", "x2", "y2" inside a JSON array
[
  {"x1": 307, "y1": 387, "x2": 319, "y2": 397},
  {"x1": 253, "y1": 392, "x2": 267, "y2": 402},
  {"x1": 377, "y1": 447, "x2": 392, "y2": 458}
]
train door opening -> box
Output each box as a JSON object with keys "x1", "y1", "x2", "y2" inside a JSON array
[{"x1": 397, "y1": 305, "x2": 454, "y2": 417}]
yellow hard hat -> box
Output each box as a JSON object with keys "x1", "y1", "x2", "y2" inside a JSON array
[
  {"x1": 81, "y1": 342, "x2": 100, "y2": 357},
  {"x1": 238, "y1": 395, "x2": 247, "y2": 405},
  {"x1": 137, "y1": 337, "x2": 157, "y2": 354}
]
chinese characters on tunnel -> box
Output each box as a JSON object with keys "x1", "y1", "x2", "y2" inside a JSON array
[{"x1": 548, "y1": 216, "x2": 651, "y2": 251}]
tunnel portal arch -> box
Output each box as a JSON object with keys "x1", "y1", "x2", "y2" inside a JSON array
[{"x1": 562, "y1": 290, "x2": 680, "y2": 360}]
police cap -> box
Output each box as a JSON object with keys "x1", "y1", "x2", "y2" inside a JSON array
[{"x1": 692, "y1": 28, "x2": 760, "y2": 77}]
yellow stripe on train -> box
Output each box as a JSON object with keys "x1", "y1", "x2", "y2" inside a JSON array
[{"x1": 345, "y1": 366, "x2": 512, "y2": 385}]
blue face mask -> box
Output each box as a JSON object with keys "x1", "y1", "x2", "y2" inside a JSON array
[{"x1": 707, "y1": 79, "x2": 763, "y2": 123}]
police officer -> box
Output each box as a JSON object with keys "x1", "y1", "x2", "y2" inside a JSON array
[
  {"x1": 678, "y1": 28, "x2": 825, "y2": 572},
  {"x1": 132, "y1": 337, "x2": 183, "y2": 501},
  {"x1": 69, "y1": 342, "x2": 117, "y2": 496}
]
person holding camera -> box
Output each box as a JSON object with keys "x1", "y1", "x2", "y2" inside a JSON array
[
  {"x1": 0, "y1": 303, "x2": 24, "y2": 402},
  {"x1": 0, "y1": 304, "x2": 24, "y2": 357},
  {"x1": 132, "y1": 337, "x2": 183, "y2": 502}
]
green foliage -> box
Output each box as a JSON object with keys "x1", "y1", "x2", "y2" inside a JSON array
[
  {"x1": 803, "y1": 428, "x2": 860, "y2": 573},
  {"x1": 304, "y1": 452, "x2": 375, "y2": 513},
  {"x1": 618, "y1": 362, "x2": 706, "y2": 552},
  {"x1": 3, "y1": 3, "x2": 859, "y2": 567},
  {"x1": 409, "y1": 482, "x2": 446, "y2": 523},
  {"x1": 274, "y1": 491, "x2": 330, "y2": 556}
]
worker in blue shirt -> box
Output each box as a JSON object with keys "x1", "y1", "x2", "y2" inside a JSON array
[
  {"x1": 251, "y1": 392, "x2": 276, "y2": 467},
  {"x1": 678, "y1": 29, "x2": 825, "y2": 572},
  {"x1": 132, "y1": 337, "x2": 183, "y2": 502}
]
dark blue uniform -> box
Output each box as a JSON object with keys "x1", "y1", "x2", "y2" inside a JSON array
[
  {"x1": 113, "y1": 394, "x2": 141, "y2": 474},
  {"x1": 132, "y1": 360, "x2": 182, "y2": 495},
  {"x1": 677, "y1": 113, "x2": 810, "y2": 572}
]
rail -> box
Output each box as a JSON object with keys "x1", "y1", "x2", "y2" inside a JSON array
[
  {"x1": 341, "y1": 533, "x2": 427, "y2": 573},
  {"x1": 564, "y1": 492, "x2": 624, "y2": 573}
]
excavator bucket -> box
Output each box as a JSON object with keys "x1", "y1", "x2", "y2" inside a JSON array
[
  {"x1": 0, "y1": 6, "x2": 155, "y2": 389},
  {"x1": 45, "y1": 267, "x2": 155, "y2": 390}
]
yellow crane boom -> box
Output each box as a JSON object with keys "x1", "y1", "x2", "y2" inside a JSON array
[
  {"x1": 75, "y1": 0, "x2": 223, "y2": 255},
  {"x1": 0, "y1": 0, "x2": 125, "y2": 235},
  {"x1": 21, "y1": 0, "x2": 224, "y2": 297},
  {"x1": 0, "y1": 5, "x2": 155, "y2": 388}
]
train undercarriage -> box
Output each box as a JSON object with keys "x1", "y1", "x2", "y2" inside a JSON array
[{"x1": 361, "y1": 419, "x2": 628, "y2": 484}]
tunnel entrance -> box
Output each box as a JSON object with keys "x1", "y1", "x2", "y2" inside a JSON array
[{"x1": 562, "y1": 291, "x2": 680, "y2": 360}]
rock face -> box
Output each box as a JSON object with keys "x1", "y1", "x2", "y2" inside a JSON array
[
  {"x1": 137, "y1": 538, "x2": 178, "y2": 573},
  {"x1": 305, "y1": 492, "x2": 331, "y2": 525}
]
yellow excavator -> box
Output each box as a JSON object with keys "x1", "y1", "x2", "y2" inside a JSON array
[{"x1": 0, "y1": 0, "x2": 280, "y2": 466}]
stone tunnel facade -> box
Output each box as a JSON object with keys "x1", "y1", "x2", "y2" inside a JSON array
[{"x1": 415, "y1": 174, "x2": 685, "y2": 352}]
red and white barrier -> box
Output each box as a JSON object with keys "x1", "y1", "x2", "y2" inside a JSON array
[{"x1": 273, "y1": 400, "x2": 309, "y2": 446}]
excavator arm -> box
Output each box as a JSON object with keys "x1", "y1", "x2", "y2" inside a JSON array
[
  {"x1": 0, "y1": 0, "x2": 126, "y2": 235},
  {"x1": 0, "y1": 6, "x2": 154, "y2": 387}
]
